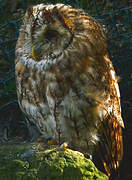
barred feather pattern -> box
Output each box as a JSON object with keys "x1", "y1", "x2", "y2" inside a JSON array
[{"x1": 15, "y1": 4, "x2": 124, "y2": 179}]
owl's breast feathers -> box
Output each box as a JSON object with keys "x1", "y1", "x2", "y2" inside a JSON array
[{"x1": 15, "y1": 4, "x2": 123, "y2": 179}]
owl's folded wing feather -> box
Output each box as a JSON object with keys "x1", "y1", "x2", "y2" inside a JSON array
[{"x1": 98, "y1": 56, "x2": 123, "y2": 180}]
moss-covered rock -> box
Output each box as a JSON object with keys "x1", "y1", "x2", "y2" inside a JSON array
[{"x1": 0, "y1": 143, "x2": 108, "y2": 180}]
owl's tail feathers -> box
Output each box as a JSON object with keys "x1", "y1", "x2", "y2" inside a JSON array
[{"x1": 99, "y1": 113, "x2": 123, "y2": 180}]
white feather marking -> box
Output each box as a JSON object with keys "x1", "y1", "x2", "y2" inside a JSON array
[
  {"x1": 39, "y1": 11, "x2": 43, "y2": 18},
  {"x1": 101, "y1": 76, "x2": 105, "y2": 82},
  {"x1": 87, "y1": 67, "x2": 94, "y2": 74},
  {"x1": 28, "y1": 77, "x2": 36, "y2": 87},
  {"x1": 115, "y1": 82, "x2": 120, "y2": 98},
  {"x1": 46, "y1": 115, "x2": 56, "y2": 131},
  {"x1": 108, "y1": 106, "x2": 113, "y2": 113},
  {"x1": 110, "y1": 69, "x2": 116, "y2": 80},
  {"x1": 39, "y1": 103, "x2": 50, "y2": 114},
  {"x1": 46, "y1": 84, "x2": 55, "y2": 115},
  {"x1": 106, "y1": 95, "x2": 113, "y2": 114},
  {"x1": 21, "y1": 100, "x2": 39, "y2": 117}
]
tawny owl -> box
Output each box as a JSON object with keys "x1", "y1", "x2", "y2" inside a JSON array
[{"x1": 15, "y1": 4, "x2": 124, "y2": 179}]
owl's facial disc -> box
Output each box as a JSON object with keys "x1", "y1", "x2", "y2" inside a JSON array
[
  {"x1": 32, "y1": 19, "x2": 72, "y2": 61},
  {"x1": 32, "y1": 29, "x2": 62, "y2": 61}
]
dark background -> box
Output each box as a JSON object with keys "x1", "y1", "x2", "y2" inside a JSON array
[{"x1": 0, "y1": 0, "x2": 132, "y2": 179}]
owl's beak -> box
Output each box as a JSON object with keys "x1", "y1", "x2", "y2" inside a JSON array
[{"x1": 32, "y1": 46, "x2": 37, "y2": 60}]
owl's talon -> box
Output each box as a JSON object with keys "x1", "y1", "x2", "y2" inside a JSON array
[
  {"x1": 59, "y1": 142, "x2": 68, "y2": 151},
  {"x1": 47, "y1": 137, "x2": 57, "y2": 145}
]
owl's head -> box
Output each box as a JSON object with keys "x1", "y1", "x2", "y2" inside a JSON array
[
  {"x1": 18, "y1": 4, "x2": 106, "y2": 63},
  {"x1": 23, "y1": 4, "x2": 75, "y2": 61}
]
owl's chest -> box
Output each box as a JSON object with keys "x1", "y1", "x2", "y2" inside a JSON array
[{"x1": 16, "y1": 61, "x2": 65, "y2": 110}]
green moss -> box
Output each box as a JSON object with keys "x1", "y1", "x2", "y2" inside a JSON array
[{"x1": 0, "y1": 144, "x2": 108, "y2": 180}]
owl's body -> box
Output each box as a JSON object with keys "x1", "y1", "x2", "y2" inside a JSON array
[{"x1": 15, "y1": 4, "x2": 123, "y2": 179}]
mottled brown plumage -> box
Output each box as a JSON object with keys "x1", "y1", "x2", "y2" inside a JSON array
[{"x1": 15, "y1": 4, "x2": 124, "y2": 179}]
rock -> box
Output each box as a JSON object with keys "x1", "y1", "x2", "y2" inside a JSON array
[{"x1": 0, "y1": 143, "x2": 108, "y2": 180}]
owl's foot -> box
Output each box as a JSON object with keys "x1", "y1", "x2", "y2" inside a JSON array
[
  {"x1": 59, "y1": 142, "x2": 69, "y2": 151},
  {"x1": 46, "y1": 137, "x2": 57, "y2": 145},
  {"x1": 37, "y1": 136, "x2": 57, "y2": 146}
]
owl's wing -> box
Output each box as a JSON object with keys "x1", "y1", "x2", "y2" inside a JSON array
[
  {"x1": 99, "y1": 113, "x2": 123, "y2": 179},
  {"x1": 98, "y1": 55, "x2": 124, "y2": 179}
]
